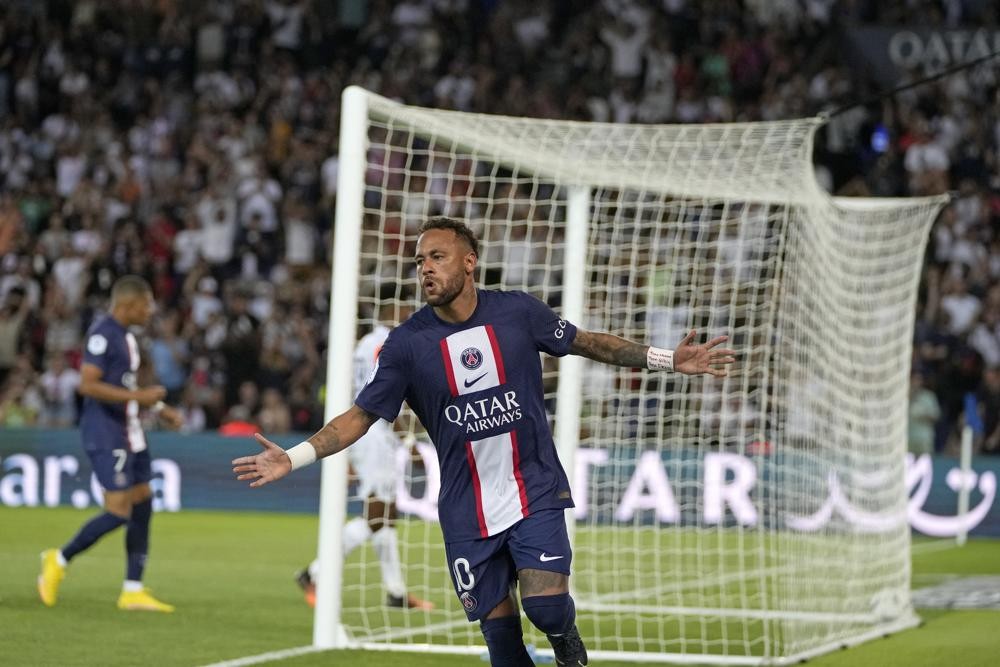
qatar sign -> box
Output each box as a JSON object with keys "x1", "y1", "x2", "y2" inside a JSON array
[
  {"x1": 396, "y1": 446, "x2": 999, "y2": 538},
  {"x1": 0, "y1": 430, "x2": 997, "y2": 536}
]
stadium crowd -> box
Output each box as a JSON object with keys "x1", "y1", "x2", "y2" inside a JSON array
[{"x1": 0, "y1": 0, "x2": 997, "y2": 454}]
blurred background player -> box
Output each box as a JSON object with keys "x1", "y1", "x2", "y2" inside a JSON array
[
  {"x1": 37, "y1": 275, "x2": 183, "y2": 612},
  {"x1": 296, "y1": 285, "x2": 433, "y2": 610}
]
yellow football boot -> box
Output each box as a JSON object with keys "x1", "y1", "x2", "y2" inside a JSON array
[
  {"x1": 37, "y1": 549, "x2": 66, "y2": 607},
  {"x1": 117, "y1": 588, "x2": 175, "y2": 613}
]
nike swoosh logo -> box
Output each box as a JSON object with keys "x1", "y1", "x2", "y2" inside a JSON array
[
  {"x1": 539, "y1": 553, "x2": 564, "y2": 562},
  {"x1": 464, "y1": 373, "x2": 488, "y2": 388}
]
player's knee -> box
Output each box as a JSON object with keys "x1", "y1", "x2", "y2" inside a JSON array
[
  {"x1": 104, "y1": 502, "x2": 132, "y2": 521},
  {"x1": 521, "y1": 592, "x2": 575, "y2": 636},
  {"x1": 480, "y1": 615, "x2": 533, "y2": 667},
  {"x1": 130, "y1": 497, "x2": 152, "y2": 522}
]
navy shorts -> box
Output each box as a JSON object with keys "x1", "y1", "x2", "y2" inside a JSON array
[
  {"x1": 444, "y1": 508, "x2": 572, "y2": 621},
  {"x1": 86, "y1": 447, "x2": 152, "y2": 492}
]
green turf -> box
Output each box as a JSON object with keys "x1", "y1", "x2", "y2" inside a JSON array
[{"x1": 2, "y1": 507, "x2": 997, "y2": 666}]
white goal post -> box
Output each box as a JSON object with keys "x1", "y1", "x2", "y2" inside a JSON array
[{"x1": 315, "y1": 85, "x2": 949, "y2": 664}]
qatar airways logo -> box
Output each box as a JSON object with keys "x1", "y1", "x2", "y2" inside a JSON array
[{"x1": 444, "y1": 390, "x2": 523, "y2": 434}]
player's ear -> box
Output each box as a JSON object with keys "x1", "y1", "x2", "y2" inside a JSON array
[{"x1": 464, "y1": 252, "x2": 477, "y2": 274}]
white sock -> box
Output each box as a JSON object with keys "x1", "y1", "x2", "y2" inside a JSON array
[
  {"x1": 122, "y1": 580, "x2": 143, "y2": 593},
  {"x1": 371, "y1": 527, "x2": 405, "y2": 598},
  {"x1": 308, "y1": 519, "x2": 375, "y2": 588},
  {"x1": 56, "y1": 551, "x2": 68, "y2": 567},
  {"x1": 342, "y1": 517, "x2": 372, "y2": 557}
]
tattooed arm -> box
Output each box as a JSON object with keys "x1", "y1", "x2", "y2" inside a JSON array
[
  {"x1": 569, "y1": 330, "x2": 648, "y2": 367},
  {"x1": 570, "y1": 329, "x2": 735, "y2": 377},
  {"x1": 233, "y1": 404, "x2": 379, "y2": 488}
]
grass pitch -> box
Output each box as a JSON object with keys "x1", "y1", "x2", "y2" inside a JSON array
[{"x1": 2, "y1": 506, "x2": 997, "y2": 666}]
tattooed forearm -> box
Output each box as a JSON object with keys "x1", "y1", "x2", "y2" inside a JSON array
[
  {"x1": 310, "y1": 426, "x2": 343, "y2": 459},
  {"x1": 570, "y1": 330, "x2": 649, "y2": 368},
  {"x1": 309, "y1": 406, "x2": 378, "y2": 458}
]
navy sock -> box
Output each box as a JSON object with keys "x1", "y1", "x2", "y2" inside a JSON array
[
  {"x1": 522, "y1": 593, "x2": 575, "y2": 636},
  {"x1": 125, "y1": 499, "x2": 152, "y2": 581},
  {"x1": 62, "y1": 512, "x2": 128, "y2": 561},
  {"x1": 480, "y1": 615, "x2": 534, "y2": 666}
]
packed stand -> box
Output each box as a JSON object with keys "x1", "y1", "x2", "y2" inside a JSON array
[{"x1": 0, "y1": 0, "x2": 996, "y2": 453}]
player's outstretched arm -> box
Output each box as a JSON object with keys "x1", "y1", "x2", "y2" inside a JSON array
[
  {"x1": 232, "y1": 405, "x2": 379, "y2": 488},
  {"x1": 570, "y1": 329, "x2": 735, "y2": 377}
]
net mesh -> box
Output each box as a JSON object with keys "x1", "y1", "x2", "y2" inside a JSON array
[{"x1": 332, "y1": 90, "x2": 947, "y2": 662}]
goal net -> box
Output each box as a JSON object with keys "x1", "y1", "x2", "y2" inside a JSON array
[{"x1": 315, "y1": 86, "x2": 948, "y2": 664}]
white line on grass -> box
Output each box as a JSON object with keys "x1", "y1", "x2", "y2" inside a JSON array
[
  {"x1": 198, "y1": 645, "x2": 322, "y2": 667},
  {"x1": 911, "y1": 540, "x2": 960, "y2": 556}
]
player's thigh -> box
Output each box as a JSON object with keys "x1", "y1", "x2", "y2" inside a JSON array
[
  {"x1": 350, "y1": 425, "x2": 399, "y2": 502},
  {"x1": 363, "y1": 496, "x2": 398, "y2": 529},
  {"x1": 508, "y1": 508, "x2": 572, "y2": 597},
  {"x1": 130, "y1": 482, "x2": 152, "y2": 504},
  {"x1": 102, "y1": 489, "x2": 132, "y2": 516},
  {"x1": 87, "y1": 446, "x2": 134, "y2": 493},
  {"x1": 86, "y1": 447, "x2": 150, "y2": 514},
  {"x1": 444, "y1": 534, "x2": 516, "y2": 622},
  {"x1": 129, "y1": 450, "x2": 153, "y2": 502}
]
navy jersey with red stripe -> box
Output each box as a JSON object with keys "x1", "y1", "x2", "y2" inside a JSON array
[
  {"x1": 79, "y1": 315, "x2": 147, "y2": 453},
  {"x1": 356, "y1": 289, "x2": 578, "y2": 542}
]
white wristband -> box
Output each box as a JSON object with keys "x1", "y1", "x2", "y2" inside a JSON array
[
  {"x1": 152, "y1": 401, "x2": 166, "y2": 413},
  {"x1": 647, "y1": 346, "x2": 674, "y2": 371},
  {"x1": 286, "y1": 441, "x2": 317, "y2": 471}
]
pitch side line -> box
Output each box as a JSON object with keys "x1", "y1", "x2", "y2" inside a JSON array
[
  {"x1": 911, "y1": 540, "x2": 959, "y2": 555},
  {"x1": 198, "y1": 645, "x2": 322, "y2": 667}
]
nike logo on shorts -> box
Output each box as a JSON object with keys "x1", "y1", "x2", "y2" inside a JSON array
[
  {"x1": 464, "y1": 372, "x2": 488, "y2": 388},
  {"x1": 539, "y1": 553, "x2": 564, "y2": 562}
]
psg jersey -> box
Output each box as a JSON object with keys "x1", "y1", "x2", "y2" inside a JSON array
[
  {"x1": 80, "y1": 315, "x2": 147, "y2": 452},
  {"x1": 356, "y1": 289, "x2": 578, "y2": 542}
]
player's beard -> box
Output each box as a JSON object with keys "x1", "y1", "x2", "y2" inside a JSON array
[{"x1": 422, "y1": 271, "x2": 465, "y2": 307}]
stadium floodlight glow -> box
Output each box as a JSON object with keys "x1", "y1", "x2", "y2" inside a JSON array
[{"x1": 316, "y1": 86, "x2": 949, "y2": 664}]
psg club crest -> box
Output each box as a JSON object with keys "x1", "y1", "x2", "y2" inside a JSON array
[
  {"x1": 460, "y1": 347, "x2": 484, "y2": 370},
  {"x1": 460, "y1": 591, "x2": 478, "y2": 612}
]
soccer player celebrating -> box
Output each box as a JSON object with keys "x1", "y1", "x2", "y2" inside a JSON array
[
  {"x1": 295, "y1": 289, "x2": 433, "y2": 611},
  {"x1": 38, "y1": 276, "x2": 183, "y2": 612},
  {"x1": 234, "y1": 217, "x2": 735, "y2": 666}
]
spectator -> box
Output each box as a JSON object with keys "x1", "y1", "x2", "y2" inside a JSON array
[
  {"x1": 0, "y1": 0, "x2": 994, "y2": 451},
  {"x1": 149, "y1": 311, "x2": 189, "y2": 404},
  {"x1": 0, "y1": 371, "x2": 42, "y2": 427},
  {"x1": 37, "y1": 352, "x2": 80, "y2": 427},
  {"x1": 979, "y1": 368, "x2": 1000, "y2": 455},
  {"x1": 0, "y1": 286, "x2": 30, "y2": 386},
  {"x1": 908, "y1": 369, "x2": 941, "y2": 456},
  {"x1": 257, "y1": 387, "x2": 291, "y2": 434}
]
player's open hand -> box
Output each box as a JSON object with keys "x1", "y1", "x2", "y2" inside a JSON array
[
  {"x1": 232, "y1": 433, "x2": 292, "y2": 488},
  {"x1": 673, "y1": 330, "x2": 736, "y2": 378}
]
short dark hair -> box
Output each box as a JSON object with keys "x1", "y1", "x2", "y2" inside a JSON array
[
  {"x1": 418, "y1": 216, "x2": 479, "y2": 257},
  {"x1": 111, "y1": 275, "x2": 152, "y2": 303}
]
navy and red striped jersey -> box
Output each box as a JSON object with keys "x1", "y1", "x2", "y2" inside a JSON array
[{"x1": 356, "y1": 289, "x2": 578, "y2": 542}]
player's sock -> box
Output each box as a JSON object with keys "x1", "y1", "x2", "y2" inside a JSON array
[
  {"x1": 125, "y1": 498, "x2": 152, "y2": 581},
  {"x1": 523, "y1": 594, "x2": 588, "y2": 666},
  {"x1": 480, "y1": 615, "x2": 534, "y2": 666},
  {"x1": 62, "y1": 512, "x2": 128, "y2": 561},
  {"x1": 522, "y1": 592, "x2": 575, "y2": 635},
  {"x1": 342, "y1": 517, "x2": 372, "y2": 557},
  {"x1": 371, "y1": 526, "x2": 405, "y2": 598}
]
